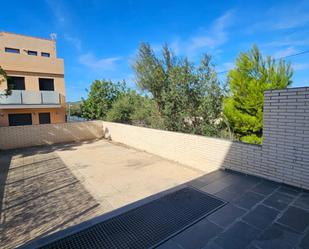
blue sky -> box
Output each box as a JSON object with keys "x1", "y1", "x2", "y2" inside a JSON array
[{"x1": 1, "y1": 0, "x2": 309, "y2": 101}]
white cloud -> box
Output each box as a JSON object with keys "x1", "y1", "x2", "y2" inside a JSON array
[
  {"x1": 64, "y1": 34, "x2": 82, "y2": 51},
  {"x1": 293, "y1": 63, "x2": 309, "y2": 71},
  {"x1": 263, "y1": 38, "x2": 309, "y2": 48},
  {"x1": 266, "y1": 1, "x2": 309, "y2": 30},
  {"x1": 191, "y1": 11, "x2": 232, "y2": 49},
  {"x1": 217, "y1": 62, "x2": 234, "y2": 72},
  {"x1": 78, "y1": 52, "x2": 121, "y2": 70},
  {"x1": 169, "y1": 10, "x2": 234, "y2": 58},
  {"x1": 45, "y1": 0, "x2": 66, "y2": 25},
  {"x1": 272, "y1": 47, "x2": 298, "y2": 59}
]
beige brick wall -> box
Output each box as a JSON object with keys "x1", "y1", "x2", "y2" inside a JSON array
[
  {"x1": 261, "y1": 87, "x2": 309, "y2": 189},
  {"x1": 0, "y1": 87, "x2": 308, "y2": 189},
  {"x1": 0, "y1": 121, "x2": 103, "y2": 150},
  {"x1": 102, "y1": 87, "x2": 309, "y2": 189},
  {"x1": 102, "y1": 121, "x2": 262, "y2": 174}
]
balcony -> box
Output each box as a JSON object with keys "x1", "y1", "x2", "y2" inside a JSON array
[{"x1": 0, "y1": 90, "x2": 62, "y2": 108}]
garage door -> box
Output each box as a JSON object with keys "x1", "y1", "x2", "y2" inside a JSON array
[{"x1": 8, "y1": 113, "x2": 32, "y2": 126}]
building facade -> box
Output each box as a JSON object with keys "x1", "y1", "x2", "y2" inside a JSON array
[{"x1": 0, "y1": 32, "x2": 66, "y2": 126}]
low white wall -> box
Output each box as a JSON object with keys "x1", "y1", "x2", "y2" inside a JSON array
[
  {"x1": 0, "y1": 121, "x2": 103, "y2": 150},
  {"x1": 102, "y1": 121, "x2": 262, "y2": 174},
  {"x1": 1, "y1": 87, "x2": 308, "y2": 190},
  {"x1": 102, "y1": 87, "x2": 309, "y2": 190}
]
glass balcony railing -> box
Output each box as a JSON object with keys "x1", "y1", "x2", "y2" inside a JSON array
[{"x1": 0, "y1": 90, "x2": 62, "y2": 105}]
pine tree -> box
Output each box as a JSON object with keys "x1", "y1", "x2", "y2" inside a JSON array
[{"x1": 224, "y1": 45, "x2": 293, "y2": 144}]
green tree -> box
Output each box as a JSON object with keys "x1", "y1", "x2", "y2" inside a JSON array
[
  {"x1": 67, "y1": 101, "x2": 82, "y2": 117},
  {"x1": 224, "y1": 45, "x2": 293, "y2": 144},
  {"x1": 132, "y1": 43, "x2": 224, "y2": 136},
  {"x1": 0, "y1": 67, "x2": 6, "y2": 81},
  {"x1": 81, "y1": 80, "x2": 126, "y2": 120},
  {"x1": 106, "y1": 90, "x2": 161, "y2": 127},
  {"x1": 0, "y1": 66, "x2": 11, "y2": 96}
]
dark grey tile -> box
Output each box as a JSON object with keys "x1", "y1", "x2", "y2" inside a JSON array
[
  {"x1": 231, "y1": 176, "x2": 261, "y2": 190},
  {"x1": 253, "y1": 223, "x2": 300, "y2": 249},
  {"x1": 277, "y1": 206, "x2": 309, "y2": 233},
  {"x1": 263, "y1": 191, "x2": 294, "y2": 210},
  {"x1": 201, "y1": 181, "x2": 233, "y2": 195},
  {"x1": 202, "y1": 242, "x2": 223, "y2": 249},
  {"x1": 156, "y1": 240, "x2": 183, "y2": 249},
  {"x1": 246, "y1": 245, "x2": 259, "y2": 249},
  {"x1": 208, "y1": 204, "x2": 246, "y2": 228},
  {"x1": 278, "y1": 185, "x2": 302, "y2": 196},
  {"x1": 251, "y1": 180, "x2": 280, "y2": 196},
  {"x1": 242, "y1": 205, "x2": 279, "y2": 230},
  {"x1": 188, "y1": 179, "x2": 209, "y2": 189},
  {"x1": 218, "y1": 178, "x2": 257, "y2": 198},
  {"x1": 197, "y1": 170, "x2": 230, "y2": 185},
  {"x1": 216, "y1": 188, "x2": 240, "y2": 202},
  {"x1": 201, "y1": 174, "x2": 241, "y2": 194},
  {"x1": 214, "y1": 221, "x2": 260, "y2": 249},
  {"x1": 234, "y1": 191, "x2": 264, "y2": 210},
  {"x1": 294, "y1": 193, "x2": 309, "y2": 210},
  {"x1": 172, "y1": 219, "x2": 222, "y2": 249},
  {"x1": 300, "y1": 231, "x2": 309, "y2": 249}
]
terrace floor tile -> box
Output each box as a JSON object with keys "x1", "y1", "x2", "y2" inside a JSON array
[
  {"x1": 253, "y1": 223, "x2": 301, "y2": 249},
  {"x1": 208, "y1": 203, "x2": 246, "y2": 228},
  {"x1": 277, "y1": 206, "x2": 309, "y2": 233},
  {"x1": 294, "y1": 193, "x2": 309, "y2": 210},
  {"x1": 242, "y1": 204, "x2": 279, "y2": 230},
  {"x1": 234, "y1": 191, "x2": 265, "y2": 210},
  {"x1": 172, "y1": 219, "x2": 222, "y2": 249},
  {"x1": 214, "y1": 221, "x2": 261, "y2": 249},
  {"x1": 251, "y1": 180, "x2": 280, "y2": 196},
  {"x1": 300, "y1": 231, "x2": 309, "y2": 249},
  {"x1": 263, "y1": 191, "x2": 295, "y2": 210}
]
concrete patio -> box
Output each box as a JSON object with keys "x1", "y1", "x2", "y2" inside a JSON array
[
  {"x1": 0, "y1": 139, "x2": 204, "y2": 248},
  {"x1": 1, "y1": 139, "x2": 309, "y2": 249}
]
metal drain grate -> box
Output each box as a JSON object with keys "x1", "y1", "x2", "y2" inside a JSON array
[{"x1": 40, "y1": 187, "x2": 225, "y2": 249}]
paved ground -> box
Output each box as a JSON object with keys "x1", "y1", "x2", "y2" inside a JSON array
[
  {"x1": 0, "y1": 139, "x2": 204, "y2": 249},
  {"x1": 159, "y1": 170, "x2": 309, "y2": 249},
  {"x1": 1, "y1": 139, "x2": 309, "y2": 249}
]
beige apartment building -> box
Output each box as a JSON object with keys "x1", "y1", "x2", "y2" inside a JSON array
[{"x1": 0, "y1": 31, "x2": 66, "y2": 126}]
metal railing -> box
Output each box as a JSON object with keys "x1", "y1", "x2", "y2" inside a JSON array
[{"x1": 0, "y1": 90, "x2": 62, "y2": 105}]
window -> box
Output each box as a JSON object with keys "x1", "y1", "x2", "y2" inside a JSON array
[
  {"x1": 7, "y1": 76, "x2": 25, "y2": 90},
  {"x1": 27, "y1": 50, "x2": 37, "y2": 56},
  {"x1": 39, "y1": 113, "x2": 51, "y2": 124},
  {"x1": 5, "y1": 47, "x2": 20, "y2": 54},
  {"x1": 41, "y1": 52, "x2": 50, "y2": 57},
  {"x1": 39, "y1": 78, "x2": 54, "y2": 91},
  {"x1": 8, "y1": 113, "x2": 32, "y2": 126}
]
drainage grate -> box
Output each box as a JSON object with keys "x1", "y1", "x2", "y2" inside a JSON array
[{"x1": 40, "y1": 187, "x2": 225, "y2": 249}]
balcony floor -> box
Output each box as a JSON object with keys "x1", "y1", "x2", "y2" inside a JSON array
[{"x1": 0, "y1": 140, "x2": 308, "y2": 249}]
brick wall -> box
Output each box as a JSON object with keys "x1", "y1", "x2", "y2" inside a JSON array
[
  {"x1": 0, "y1": 121, "x2": 103, "y2": 150},
  {"x1": 103, "y1": 87, "x2": 309, "y2": 189},
  {"x1": 102, "y1": 122, "x2": 263, "y2": 175},
  {"x1": 230, "y1": 86, "x2": 309, "y2": 189},
  {"x1": 1, "y1": 87, "x2": 308, "y2": 189},
  {"x1": 262, "y1": 87, "x2": 309, "y2": 188},
  {"x1": 103, "y1": 121, "x2": 235, "y2": 173}
]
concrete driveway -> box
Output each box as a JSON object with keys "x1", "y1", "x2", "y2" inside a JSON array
[{"x1": 0, "y1": 139, "x2": 203, "y2": 248}]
